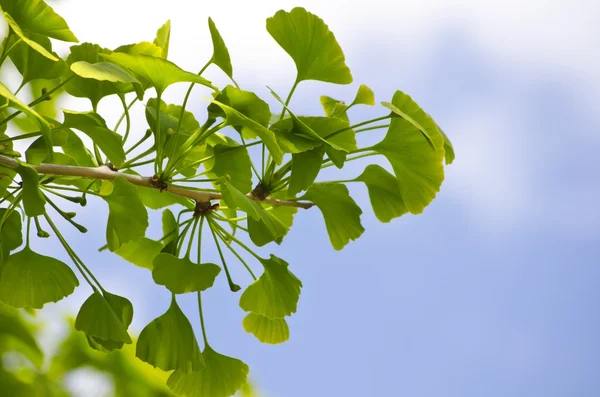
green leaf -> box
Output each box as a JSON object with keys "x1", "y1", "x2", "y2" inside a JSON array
[
  {"x1": 243, "y1": 313, "x2": 289, "y2": 344},
  {"x1": 0, "y1": 0, "x2": 78, "y2": 42},
  {"x1": 0, "y1": 209, "x2": 22, "y2": 252},
  {"x1": 0, "y1": 82, "x2": 51, "y2": 133},
  {"x1": 209, "y1": 99, "x2": 283, "y2": 164},
  {"x1": 124, "y1": 169, "x2": 194, "y2": 210},
  {"x1": 239, "y1": 255, "x2": 302, "y2": 319},
  {"x1": 219, "y1": 181, "x2": 287, "y2": 239},
  {"x1": 62, "y1": 110, "x2": 125, "y2": 167},
  {"x1": 103, "y1": 176, "x2": 148, "y2": 251},
  {"x1": 355, "y1": 165, "x2": 407, "y2": 223},
  {"x1": 8, "y1": 33, "x2": 67, "y2": 85},
  {"x1": 162, "y1": 208, "x2": 179, "y2": 255},
  {"x1": 373, "y1": 91, "x2": 445, "y2": 214},
  {"x1": 248, "y1": 204, "x2": 296, "y2": 247},
  {"x1": 301, "y1": 183, "x2": 364, "y2": 250},
  {"x1": 288, "y1": 145, "x2": 325, "y2": 196},
  {"x1": 14, "y1": 162, "x2": 46, "y2": 216},
  {"x1": 65, "y1": 43, "x2": 130, "y2": 109},
  {"x1": 439, "y1": 126, "x2": 455, "y2": 165},
  {"x1": 114, "y1": 41, "x2": 163, "y2": 57},
  {"x1": 0, "y1": 304, "x2": 44, "y2": 368},
  {"x1": 2, "y1": 13, "x2": 57, "y2": 61},
  {"x1": 351, "y1": 84, "x2": 375, "y2": 106},
  {"x1": 320, "y1": 95, "x2": 349, "y2": 122},
  {"x1": 266, "y1": 7, "x2": 352, "y2": 84},
  {"x1": 0, "y1": 247, "x2": 78, "y2": 309},
  {"x1": 136, "y1": 296, "x2": 204, "y2": 372},
  {"x1": 87, "y1": 291, "x2": 133, "y2": 352},
  {"x1": 114, "y1": 238, "x2": 163, "y2": 271},
  {"x1": 25, "y1": 124, "x2": 96, "y2": 168},
  {"x1": 269, "y1": 118, "x2": 321, "y2": 154},
  {"x1": 70, "y1": 61, "x2": 141, "y2": 84},
  {"x1": 102, "y1": 52, "x2": 216, "y2": 95},
  {"x1": 381, "y1": 94, "x2": 438, "y2": 150},
  {"x1": 205, "y1": 144, "x2": 252, "y2": 194},
  {"x1": 153, "y1": 20, "x2": 171, "y2": 59},
  {"x1": 167, "y1": 346, "x2": 249, "y2": 397},
  {"x1": 208, "y1": 17, "x2": 233, "y2": 78},
  {"x1": 152, "y1": 253, "x2": 221, "y2": 294},
  {"x1": 74, "y1": 290, "x2": 132, "y2": 344}
]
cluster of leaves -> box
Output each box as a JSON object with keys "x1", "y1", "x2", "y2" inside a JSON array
[{"x1": 0, "y1": 1, "x2": 454, "y2": 396}]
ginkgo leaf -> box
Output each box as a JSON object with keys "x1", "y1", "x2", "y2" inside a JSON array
[
  {"x1": 266, "y1": 7, "x2": 352, "y2": 84},
  {"x1": 102, "y1": 52, "x2": 216, "y2": 94},
  {"x1": 219, "y1": 181, "x2": 287, "y2": 239},
  {"x1": 9, "y1": 33, "x2": 67, "y2": 85},
  {"x1": 62, "y1": 110, "x2": 125, "y2": 167},
  {"x1": 239, "y1": 255, "x2": 302, "y2": 319},
  {"x1": 269, "y1": 118, "x2": 321, "y2": 154},
  {"x1": 208, "y1": 17, "x2": 233, "y2": 78},
  {"x1": 161, "y1": 208, "x2": 179, "y2": 256},
  {"x1": 153, "y1": 20, "x2": 171, "y2": 59},
  {"x1": 0, "y1": 82, "x2": 51, "y2": 133},
  {"x1": 167, "y1": 346, "x2": 249, "y2": 397},
  {"x1": 103, "y1": 176, "x2": 148, "y2": 251},
  {"x1": 355, "y1": 165, "x2": 407, "y2": 223},
  {"x1": 0, "y1": 247, "x2": 78, "y2": 309},
  {"x1": 248, "y1": 204, "x2": 297, "y2": 247},
  {"x1": 114, "y1": 41, "x2": 163, "y2": 57},
  {"x1": 124, "y1": 169, "x2": 193, "y2": 209},
  {"x1": 0, "y1": 209, "x2": 22, "y2": 252},
  {"x1": 14, "y1": 162, "x2": 46, "y2": 217},
  {"x1": 439, "y1": 126, "x2": 455, "y2": 165},
  {"x1": 205, "y1": 144, "x2": 252, "y2": 194},
  {"x1": 87, "y1": 291, "x2": 133, "y2": 352},
  {"x1": 243, "y1": 313, "x2": 289, "y2": 344},
  {"x1": 301, "y1": 183, "x2": 364, "y2": 250},
  {"x1": 136, "y1": 296, "x2": 204, "y2": 372},
  {"x1": 381, "y1": 92, "x2": 439, "y2": 149},
  {"x1": 351, "y1": 84, "x2": 375, "y2": 106},
  {"x1": 2, "y1": 13, "x2": 58, "y2": 61},
  {"x1": 70, "y1": 61, "x2": 140, "y2": 84},
  {"x1": 0, "y1": 0, "x2": 78, "y2": 42},
  {"x1": 320, "y1": 95, "x2": 349, "y2": 122},
  {"x1": 152, "y1": 253, "x2": 221, "y2": 294},
  {"x1": 209, "y1": 86, "x2": 271, "y2": 133},
  {"x1": 288, "y1": 146, "x2": 326, "y2": 196},
  {"x1": 75, "y1": 290, "x2": 132, "y2": 344},
  {"x1": 373, "y1": 90, "x2": 445, "y2": 214},
  {"x1": 114, "y1": 238, "x2": 163, "y2": 271},
  {"x1": 208, "y1": 99, "x2": 283, "y2": 164}
]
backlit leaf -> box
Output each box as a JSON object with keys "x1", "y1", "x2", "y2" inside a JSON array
[
  {"x1": 75, "y1": 290, "x2": 132, "y2": 344},
  {"x1": 0, "y1": 82, "x2": 51, "y2": 134},
  {"x1": 351, "y1": 84, "x2": 375, "y2": 106},
  {"x1": 0, "y1": 209, "x2": 22, "y2": 252},
  {"x1": 114, "y1": 238, "x2": 163, "y2": 271},
  {"x1": 136, "y1": 296, "x2": 204, "y2": 372},
  {"x1": 248, "y1": 204, "x2": 296, "y2": 247},
  {"x1": 373, "y1": 90, "x2": 445, "y2": 214},
  {"x1": 153, "y1": 20, "x2": 171, "y2": 59},
  {"x1": 62, "y1": 110, "x2": 125, "y2": 167},
  {"x1": 0, "y1": 247, "x2": 78, "y2": 309},
  {"x1": 167, "y1": 346, "x2": 249, "y2": 397},
  {"x1": 103, "y1": 176, "x2": 148, "y2": 251},
  {"x1": 266, "y1": 7, "x2": 352, "y2": 84},
  {"x1": 14, "y1": 162, "x2": 46, "y2": 216},
  {"x1": 205, "y1": 144, "x2": 252, "y2": 194},
  {"x1": 355, "y1": 164, "x2": 407, "y2": 223},
  {"x1": 239, "y1": 255, "x2": 302, "y2": 319},
  {"x1": 0, "y1": 0, "x2": 78, "y2": 42},
  {"x1": 381, "y1": 93, "x2": 439, "y2": 149},
  {"x1": 208, "y1": 17, "x2": 233, "y2": 78},
  {"x1": 243, "y1": 313, "x2": 289, "y2": 344},
  {"x1": 301, "y1": 183, "x2": 364, "y2": 250},
  {"x1": 288, "y1": 145, "x2": 325, "y2": 196},
  {"x1": 152, "y1": 253, "x2": 221, "y2": 294},
  {"x1": 320, "y1": 95, "x2": 349, "y2": 122},
  {"x1": 87, "y1": 291, "x2": 133, "y2": 352},
  {"x1": 8, "y1": 33, "x2": 66, "y2": 85},
  {"x1": 439, "y1": 126, "x2": 455, "y2": 165},
  {"x1": 70, "y1": 61, "x2": 141, "y2": 84}
]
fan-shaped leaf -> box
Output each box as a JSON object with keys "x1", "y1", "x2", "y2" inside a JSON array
[
  {"x1": 103, "y1": 176, "x2": 148, "y2": 251},
  {"x1": 74, "y1": 290, "x2": 132, "y2": 344},
  {"x1": 266, "y1": 7, "x2": 352, "y2": 84},
  {"x1": 70, "y1": 61, "x2": 140, "y2": 84},
  {"x1": 102, "y1": 52, "x2": 216, "y2": 94},
  {"x1": 208, "y1": 17, "x2": 232, "y2": 78},
  {"x1": 351, "y1": 84, "x2": 375, "y2": 106},
  {"x1": 87, "y1": 291, "x2": 133, "y2": 352},
  {"x1": 62, "y1": 110, "x2": 125, "y2": 167},
  {"x1": 14, "y1": 162, "x2": 46, "y2": 216},
  {"x1": 153, "y1": 20, "x2": 171, "y2": 59},
  {"x1": 355, "y1": 165, "x2": 407, "y2": 223},
  {"x1": 439, "y1": 126, "x2": 455, "y2": 165},
  {"x1": 0, "y1": 209, "x2": 22, "y2": 252},
  {"x1": 205, "y1": 144, "x2": 252, "y2": 194},
  {"x1": 288, "y1": 145, "x2": 325, "y2": 196},
  {"x1": 167, "y1": 346, "x2": 249, "y2": 397},
  {"x1": 320, "y1": 95, "x2": 349, "y2": 122},
  {"x1": 381, "y1": 94, "x2": 438, "y2": 149},
  {"x1": 209, "y1": 86, "x2": 271, "y2": 139},
  {"x1": 0, "y1": 82, "x2": 51, "y2": 133},
  {"x1": 0, "y1": 247, "x2": 78, "y2": 309},
  {"x1": 239, "y1": 255, "x2": 302, "y2": 319},
  {"x1": 373, "y1": 90, "x2": 445, "y2": 214},
  {"x1": 152, "y1": 253, "x2": 221, "y2": 294},
  {"x1": 136, "y1": 296, "x2": 204, "y2": 372},
  {"x1": 0, "y1": 0, "x2": 78, "y2": 42},
  {"x1": 301, "y1": 183, "x2": 364, "y2": 250},
  {"x1": 114, "y1": 237, "x2": 163, "y2": 271},
  {"x1": 248, "y1": 204, "x2": 296, "y2": 247},
  {"x1": 243, "y1": 313, "x2": 289, "y2": 344},
  {"x1": 8, "y1": 33, "x2": 66, "y2": 85}
]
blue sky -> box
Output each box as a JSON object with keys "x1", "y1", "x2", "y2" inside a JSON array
[{"x1": 10, "y1": 1, "x2": 599, "y2": 396}]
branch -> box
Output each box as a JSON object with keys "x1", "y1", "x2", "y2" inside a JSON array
[{"x1": 0, "y1": 155, "x2": 314, "y2": 209}]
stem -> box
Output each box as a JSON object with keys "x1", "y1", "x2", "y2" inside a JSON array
[
  {"x1": 117, "y1": 95, "x2": 132, "y2": 145},
  {"x1": 44, "y1": 194, "x2": 87, "y2": 233},
  {"x1": 0, "y1": 31, "x2": 18, "y2": 65},
  {"x1": 26, "y1": 217, "x2": 31, "y2": 247},
  {"x1": 207, "y1": 217, "x2": 240, "y2": 291},
  {"x1": 321, "y1": 152, "x2": 377, "y2": 169},
  {"x1": 121, "y1": 146, "x2": 156, "y2": 169},
  {"x1": 210, "y1": 220, "x2": 262, "y2": 262},
  {"x1": 176, "y1": 218, "x2": 194, "y2": 256},
  {"x1": 197, "y1": 216, "x2": 205, "y2": 262},
  {"x1": 0, "y1": 155, "x2": 314, "y2": 209},
  {"x1": 176, "y1": 60, "x2": 211, "y2": 137},
  {"x1": 212, "y1": 223, "x2": 256, "y2": 280},
  {"x1": 121, "y1": 158, "x2": 155, "y2": 169},
  {"x1": 241, "y1": 136, "x2": 261, "y2": 182},
  {"x1": 355, "y1": 124, "x2": 390, "y2": 133},
  {"x1": 114, "y1": 96, "x2": 136, "y2": 136},
  {"x1": 279, "y1": 79, "x2": 299, "y2": 121},
  {"x1": 125, "y1": 129, "x2": 152, "y2": 155},
  {"x1": 325, "y1": 115, "x2": 392, "y2": 139},
  {"x1": 212, "y1": 213, "x2": 249, "y2": 233},
  {"x1": 155, "y1": 92, "x2": 163, "y2": 175},
  {"x1": 0, "y1": 131, "x2": 43, "y2": 143},
  {"x1": 0, "y1": 76, "x2": 74, "y2": 127},
  {"x1": 197, "y1": 291, "x2": 209, "y2": 347},
  {"x1": 185, "y1": 217, "x2": 199, "y2": 259}
]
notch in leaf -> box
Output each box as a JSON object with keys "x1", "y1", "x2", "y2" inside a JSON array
[
  {"x1": 137, "y1": 296, "x2": 204, "y2": 372},
  {"x1": 152, "y1": 253, "x2": 221, "y2": 294},
  {"x1": 243, "y1": 313, "x2": 290, "y2": 345},
  {"x1": 239, "y1": 255, "x2": 302, "y2": 319},
  {"x1": 0, "y1": 247, "x2": 79, "y2": 309}
]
